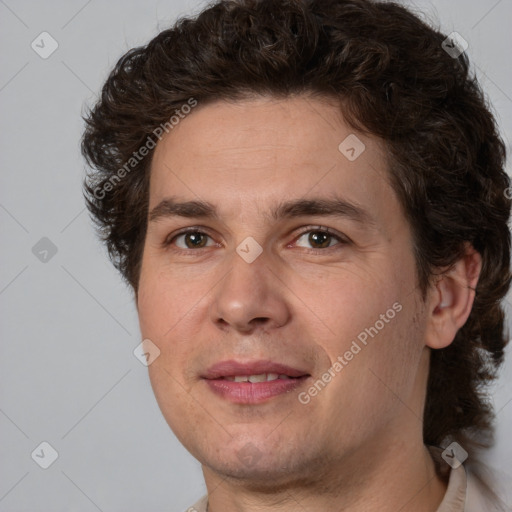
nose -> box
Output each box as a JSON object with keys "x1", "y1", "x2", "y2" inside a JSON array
[{"x1": 209, "y1": 246, "x2": 291, "y2": 333}]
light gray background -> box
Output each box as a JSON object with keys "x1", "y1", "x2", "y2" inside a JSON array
[{"x1": 1, "y1": 0, "x2": 511, "y2": 510}]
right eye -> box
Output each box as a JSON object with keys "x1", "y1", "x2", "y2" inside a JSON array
[{"x1": 164, "y1": 228, "x2": 218, "y2": 251}]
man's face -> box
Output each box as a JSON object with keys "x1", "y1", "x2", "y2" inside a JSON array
[{"x1": 137, "y1": 95, "x2": 429, "y2": 484}]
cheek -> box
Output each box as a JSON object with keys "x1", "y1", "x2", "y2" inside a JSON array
[
  {"x1": 137, "y1": 263, "x2": 202, "y2": 339},
  {"x1": 298, "y1": 265, "x2": 421, "y2": 408},
  {"x1": 353, "y1": 297, "x2": 423, "y2": 399},
  {"x1": 137, "y1": 262, "x2": 211, "y2": 395},
  {"x1": 294, "y1": 265, "x2": 401, "y2": 349},
  {"x1": 138, "y1": 270, "x2": 205, "y2": 433},
  {"x1": 310, "y1": 301, "x2": 423, "y2": 447}
]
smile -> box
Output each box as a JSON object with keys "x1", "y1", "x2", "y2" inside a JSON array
[{"x1": 201, "y1": 360, "x2": 311, "y2": 404}]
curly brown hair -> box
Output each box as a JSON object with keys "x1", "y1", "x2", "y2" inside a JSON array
[{"x1": 81, "y1": 0, "x2": 511, "y2": 454}]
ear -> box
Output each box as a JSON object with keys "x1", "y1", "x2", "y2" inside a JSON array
[{"x1": 424, "y1": 243, "x2": 482, "y2": 350}]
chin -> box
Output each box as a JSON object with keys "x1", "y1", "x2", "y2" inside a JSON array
[
  {"x1": 206, "y1": 457, "x2": 311, "y2": 490},
  {"x1": 199, "y1": 441, "x2": 327, "y2": 490}
]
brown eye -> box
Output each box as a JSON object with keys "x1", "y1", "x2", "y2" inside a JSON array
[
  {"x1": 171, "y1": 231, "x2": 214, "y2": 249},
  {"x1": 308, "y1": 231, "x2": 331, "y2": 248},
  {"x1": 295, "y1": 229, "x2": 345, "y2": 250}
]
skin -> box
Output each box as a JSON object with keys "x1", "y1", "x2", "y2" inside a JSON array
[{"x1": 136, "y1": 95, "x2": 482, "y2": 512}]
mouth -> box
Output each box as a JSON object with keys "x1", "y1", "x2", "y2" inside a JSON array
[{"x1": 201, "y1": 359, "x2": 311, "y2": 404}]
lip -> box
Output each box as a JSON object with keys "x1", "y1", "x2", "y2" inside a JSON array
[
  {"x1": 201, "y1": 359, "x2": 311, "y2": 404},
  {"x1": 202, "y1": 359, "x2": 309, "y2": 379}
]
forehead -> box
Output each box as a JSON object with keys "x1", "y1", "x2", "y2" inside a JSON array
[
  {"x1": 148, "y1": 95, "x2": 402, "y2": 232},
  {"x1": 152, "y1": 95, "x2": 371, "y2": 171}
]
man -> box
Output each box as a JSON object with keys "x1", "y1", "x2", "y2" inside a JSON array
[{"x1": 81, "y1": 0, "x2": 511, "y2": 510}]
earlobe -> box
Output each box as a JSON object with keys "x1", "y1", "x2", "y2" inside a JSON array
[{"x1": 425, "y1": 244, "x2": 482, "y2": 350}]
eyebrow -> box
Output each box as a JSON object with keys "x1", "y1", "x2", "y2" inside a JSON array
[{"x1": 149, "y1": 196, "x2": 376, "y2": 227}]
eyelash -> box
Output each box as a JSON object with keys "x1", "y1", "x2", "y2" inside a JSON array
[{"x1": 162, "y1": 226, "x2": 349, "y2": 254}]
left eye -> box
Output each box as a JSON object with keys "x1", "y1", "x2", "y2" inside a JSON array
[{"x1": 294, "y1": 229, "x2": 345, "y2": 249}]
